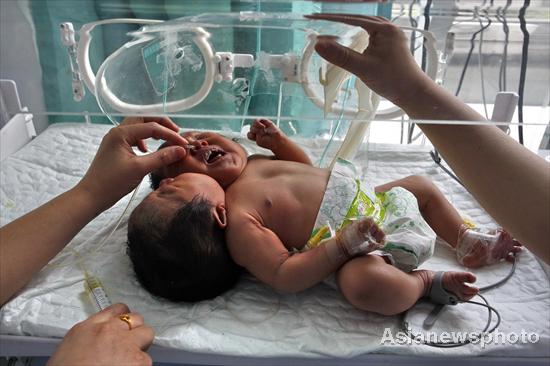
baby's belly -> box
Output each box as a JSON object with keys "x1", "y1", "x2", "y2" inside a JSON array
[
  {"x1": 259, "y1": 182, "x2": 326, "y2": 250},
  {"x1": 269, "y1": 203, "x2": 316, "y2": 250}
]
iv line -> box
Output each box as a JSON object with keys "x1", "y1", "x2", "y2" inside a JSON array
[{"x1": 46, "y1": 178, "x2": 144, "y2": 270}]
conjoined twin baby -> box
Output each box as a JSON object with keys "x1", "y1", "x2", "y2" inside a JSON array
[{"x1": 127, "y1": 118, "x2": 521, "y2": 314}]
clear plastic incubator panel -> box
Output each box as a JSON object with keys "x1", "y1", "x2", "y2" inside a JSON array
[
  {"x1": 0, "y1": 0, "x2": 548, "y2": 153},
  {"x1": 92, "y1": 13, "x2": 397, "y2": 127}
]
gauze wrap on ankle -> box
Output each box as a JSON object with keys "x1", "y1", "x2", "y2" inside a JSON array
[{"x1": 456, "y1": 225, "x2": 501, "y2": 265}]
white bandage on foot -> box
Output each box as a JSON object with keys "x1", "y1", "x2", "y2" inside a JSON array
[{"x1": 456, "y1": 225, "x2": 502, "y2": 266}]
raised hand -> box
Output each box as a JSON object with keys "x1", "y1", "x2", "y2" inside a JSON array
[
  {"x1": 247, "y1": 118, "x2": 284, "y2": 151},
  {"x1": 305, "y1": 13, "x2": 432, "y2": 106}
]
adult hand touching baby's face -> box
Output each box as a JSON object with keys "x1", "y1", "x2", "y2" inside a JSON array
[
  {"x1": 77, "y1": 121, "x2": 188, "y2": 211},
  {"x1": 120, "y1": 116, "x2": 182, "y2": 153}
]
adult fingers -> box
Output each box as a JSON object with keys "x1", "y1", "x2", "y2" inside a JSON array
[
  {"x1": 120, "y1": 116, "x2": 179, "y2": 133},
  {"x1": 91, "y1": 303, "x2": 131, "y2": 323},
  {"x1": 137, "y1": 140, "x2": 148, "y2": 153},
  {"x1": 130, "y1": 325, "x2": 156, "y2": 350},
  {"x1": 122, "y1": 123, "x2": 187, "y2": 147},
  {"x1": 116, "y1": 312, "x2": 145, "y2": 331},
  {"x1": 143, "y1": 116, "x2": 179, "y2": 132},
  {"x1": 314, "y1": 39, "x2": 367, "y2": 78},
  {"x1": 137, "y1": 145, "x2": 187, "y2": 173},
  {"x1": 305, "y1": 13, "x2": 386, "y2": 34}
]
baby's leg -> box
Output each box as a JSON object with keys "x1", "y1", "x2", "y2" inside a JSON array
[
  {"x1": 375, "y1": 175, "x2": 463, "y2": 247},
  {"x1": 336, "y1": 255, "x2": 478, "y2": 316},
  {"x1": 376, "y1": 175, "x2": 521, "y2": 268}
]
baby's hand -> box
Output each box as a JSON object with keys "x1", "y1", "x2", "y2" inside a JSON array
[
  {"x1": 247, "y1": 119, "x2": 285, "y2": 151},
  {"x1": 337, "y1": 217, "x2": 386, "y2": 257}
]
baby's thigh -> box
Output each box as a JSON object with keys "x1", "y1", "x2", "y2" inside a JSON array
[{"x1": 335, "y1": 254, "x2": 390, "y2": 301}]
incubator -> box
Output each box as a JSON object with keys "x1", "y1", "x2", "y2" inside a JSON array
[
  {"x1": 1, "y1": 0, "x2": 549, "y2": 364},
  {"x1": 58, "y1": 12, "x2": 440, "y2": 165}
]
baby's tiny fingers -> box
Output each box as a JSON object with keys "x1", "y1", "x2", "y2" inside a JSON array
[
  {"x1": 247, "y1": 131, "x2": 256, "y2": 140},
  {"x1": 250, "y1": 122, "x2": 264, "y2": 135},
  {"x1": 373, "y1": 228, "x2": 385, "y2": 244}
]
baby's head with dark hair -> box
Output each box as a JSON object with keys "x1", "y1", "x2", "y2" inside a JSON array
[{"x1": 127, "y1": 193, "x2": 240, "y2": 302}]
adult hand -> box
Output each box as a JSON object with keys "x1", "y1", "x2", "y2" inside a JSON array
[
  {"x1": 48, "y1": 303, "x2": 153, "y2": 366},
  {"x1": 119, "y1": 116, "x2": 181, "y2": 153},
  {"x1": 305, "y1": 14, "x2": 431, "y2": 106},
  {"x1": 78, "y1": 122, "x2": 188, "y2": 210}
]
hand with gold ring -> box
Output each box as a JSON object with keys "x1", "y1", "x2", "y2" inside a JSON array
[
  {"x1": 119, "y1": 313, "x2": 133, "y2": 330},
  {"x1": 47, "y1": 303, "x2": 154, "y2": 366}
]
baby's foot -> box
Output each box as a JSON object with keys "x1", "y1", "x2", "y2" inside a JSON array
[
  {"x1": 456, "y1": 226, "x2": 522, "y2": 268},
  {"x1": 416, "y1": 270, "x2": 479, "y2": 302}
]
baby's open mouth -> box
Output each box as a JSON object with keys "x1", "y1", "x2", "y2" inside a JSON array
[{"x1": 194, "y1": 147, "x2": 227, "y2": 165}]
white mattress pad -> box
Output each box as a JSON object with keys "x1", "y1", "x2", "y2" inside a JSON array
[{"x1": 1, "y1": 123, "x2": 549, "y2": 358}]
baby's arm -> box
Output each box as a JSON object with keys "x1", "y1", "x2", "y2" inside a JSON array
[
  {"x1": 247, "y1": 119, "x2": 312, "y2": 165},
  {"x1": 226, "y1": 211, "x2": 384, "y2": 293}
]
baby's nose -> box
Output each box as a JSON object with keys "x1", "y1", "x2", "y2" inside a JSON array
[{"x1": 190, "y1": 140, "x2": 208, "y2": 150}]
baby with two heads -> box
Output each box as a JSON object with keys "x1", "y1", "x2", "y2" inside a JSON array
[{"x1": 127, "y1": 118, "x2": 520, "y2": 314}]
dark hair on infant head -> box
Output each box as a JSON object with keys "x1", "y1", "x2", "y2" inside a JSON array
[
  {"x1": 127, "y1": 196, "x2": 241, "y2": 302},
  {"x1": 149, "y1": 170, "x2": 162, "y2": 190}
]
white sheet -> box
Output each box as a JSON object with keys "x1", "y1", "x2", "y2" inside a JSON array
[{"x1": 1, "y1": 123, "x2": 549, "y2": 359}]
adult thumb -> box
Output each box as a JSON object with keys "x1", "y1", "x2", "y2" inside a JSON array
[
  {"x1": 139, "y1": 146, "x2": 187, "y2": 173},
  {"x1": 314, "y1": 39, "x2": 365, "y2": 78}
]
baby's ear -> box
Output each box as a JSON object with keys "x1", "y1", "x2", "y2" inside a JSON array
[{"x1": 212, "y1": 204, "x2": 227, "y2": 228}]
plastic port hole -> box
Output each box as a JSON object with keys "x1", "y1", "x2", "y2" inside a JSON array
[{"x1": 174, "y1": 48, "x2": 185, "y2": 60}]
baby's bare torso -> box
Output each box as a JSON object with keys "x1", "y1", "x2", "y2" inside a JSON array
[{"x1": 225, "y1": 158, "x2": 330, "y2": 250}]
